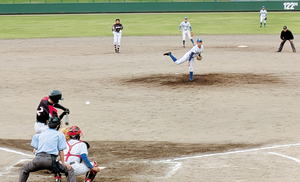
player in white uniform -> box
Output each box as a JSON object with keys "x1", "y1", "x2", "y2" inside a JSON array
[
  {"x1": 163, "y1": 38, "x2": 204, "y2": 81},
  {"x1": 112, "y1": 18, "x2": 123, "y2": 53},
  {"x1": 259, "y1": 6, "x2": 267, "y2": 28},
  {"x1": 179, "y1": 17, "x2": 194, "y2": 47},
  {"x1": 54, "y1": 126, "x2": 101, "y2": 182}
]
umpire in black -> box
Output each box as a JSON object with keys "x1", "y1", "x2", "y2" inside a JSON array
[
  {"x1": 19, "y1": 117, "x2": 76, "y2": 182},
  {"x1": 277, "y1": 26, "x2": 296, "y2": 53}
]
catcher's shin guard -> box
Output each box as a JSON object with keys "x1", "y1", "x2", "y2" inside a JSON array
[
  {"x1": 54, "y1": 173, "x2": 62, "y2": 182},
  {"x1": 84, "y1": 162, "x2": 98, "y2": 182}
]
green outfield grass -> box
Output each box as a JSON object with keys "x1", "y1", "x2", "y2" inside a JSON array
[{"x1": 0, "y1": 12, "x2": 299, "y2": 39}]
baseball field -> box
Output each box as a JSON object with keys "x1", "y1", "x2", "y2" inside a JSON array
[{"x1": 0, "y1": 12, "x2": 300, "y2": 181}]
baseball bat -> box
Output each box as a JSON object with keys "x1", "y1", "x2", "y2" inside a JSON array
[{"x1": 65, "y1": 113, "x2": 69, "y2": 125}]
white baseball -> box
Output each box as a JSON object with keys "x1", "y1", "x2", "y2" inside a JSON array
[{"x1": 85, "y1": 101, "x2": 90, "y2": 105}]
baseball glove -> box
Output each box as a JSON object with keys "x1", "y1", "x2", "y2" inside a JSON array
[
  {"x1": 60, "y1": 127, "x2": 70, "y2": 141},
  {"x1": 191, "y1": 31, "x2": 194, "y2": 37},
  {"x1": 265, "y1": 17, "x2": 267, "y2": 20},
  {"x1": 197, "y1": 55, "x2": 202, "y2": 61}
]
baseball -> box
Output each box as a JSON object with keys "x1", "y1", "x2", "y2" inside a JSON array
[{"x1": 85, "y1": 101, "x2": 90, "y2": 105}]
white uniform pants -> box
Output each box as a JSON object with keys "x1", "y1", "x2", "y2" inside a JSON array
[
  {"x1": 260, "y1": 16, "x2": 266, "y2": 23},
  {"x1": 175, "y1": 52, "x2": 195, "y2": 72},
  {"x1": 182, "y1": 30, "x2": 192, "y2": 40},
  {"x1": 70, "y1": 161, "x2": 97, "y2": 176},
  {"x1": 34, "y1": 121, "x2": 49, "y2": 133},
  {"x1": 113, "y1": 32, "x2": 122, "y2": 46}
]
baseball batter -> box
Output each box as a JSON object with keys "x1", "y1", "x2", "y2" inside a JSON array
[
  {"x1": 163, "y1": 38, "x2": 204, "y2": 81},
  {"x1": 54, "y1": 126, "x2": 101, "y2": 182},
  {"x1": 259, "y1": 6, "x2": 267, "y2": 28},
  {"x1": 112, "y1": 18, "x2": 123, "y2": 53},
  {"x1": 179, "y1": 17, "x2": 194, "y2": 47},
  {"x1": 35, "y1": 90, "x2": 70, "y2": 133}
]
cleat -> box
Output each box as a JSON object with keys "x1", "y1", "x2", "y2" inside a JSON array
[
  {"x1": 163, "y1": 52, "x2": 171, "y2": 56},
  {"x1": 183, "y1": 45, "x2": 185, "y2": 48},
  {"x1": 115, "y1": 49, "x2": 117, "y2": 53}
]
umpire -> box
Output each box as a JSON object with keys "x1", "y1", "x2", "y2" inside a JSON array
[
  {"x1": 277, "y1": 26, "x2": 296, "y2": 53},
  {"x1": 19, "y1": 117, "x2": 76, "y2": 182}
]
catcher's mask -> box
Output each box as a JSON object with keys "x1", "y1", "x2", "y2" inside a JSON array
[
  {"x1": 67, "y1": 126, "x2": 83, "y2": 140},
  {"x1": 49, "y1": 90, "x2": 64, "y2": 104},
  {"x1": 48, "y1": 117, "x2": 61, "y2": 130}
]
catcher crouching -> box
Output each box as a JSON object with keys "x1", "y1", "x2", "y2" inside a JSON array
[{"x1": 56, "y1": 126, "x2": 101, "y2": 182}]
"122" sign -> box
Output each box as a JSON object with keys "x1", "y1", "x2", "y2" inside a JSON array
[{"x1": 283, "y1": 2, "x2": 298, "y2": 10}]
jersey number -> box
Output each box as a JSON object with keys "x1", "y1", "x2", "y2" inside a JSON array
[
  {"x1": 283, "y1": 2, "x2": 298, "y2": 10},
  {"x1": 37, "y1": 107, "x2": 44, "y2": 116}
]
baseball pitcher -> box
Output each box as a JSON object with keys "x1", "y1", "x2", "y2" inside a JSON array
[
  {"x1": 259, "y1": 6, "x2": 267, "y2": 28},
  {"x1": 179, "y1": 17, "x2": 194, "y2": 47},
  {"x1": 164, "y1": 38, "x2": 204, "y2": 81},
  {"x1": 112, "y1": 18, "x2": 123, "y2": 53}
]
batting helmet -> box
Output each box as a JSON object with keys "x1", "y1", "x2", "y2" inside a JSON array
[
  {"x1": 67, "y1": 126, "x2": 83, "y2": 140},
  {"x1": 49, "y1": 90, "x2": 63, "y2": 104},
  {"x1": 48, "y1": 117, "x2": 61, "y2": 129}
]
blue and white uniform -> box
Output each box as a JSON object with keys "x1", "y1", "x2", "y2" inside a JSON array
[
  {"x1": 179, "y1": 17, "x2": 194, "y2": 47},
  {"x1": 259, "y1": 6, "x2": 267, "y2": 27},
  {"x1": 166, "y1": 39, "x2": 204, "y2": 81}
]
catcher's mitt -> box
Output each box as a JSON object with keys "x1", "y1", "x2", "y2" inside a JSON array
[
  {"x1": 265, "y1": 17, "x2": 267, "y2": 20},
  {"x1": 197, "y1": 55, "x2": 202, "y2": 61},
  {"x1": 60, "y1": 127, "x2": 70, "y2": 141},
  {"x1": 191, "y1": 31, "x2": 194, "y2": 37}
]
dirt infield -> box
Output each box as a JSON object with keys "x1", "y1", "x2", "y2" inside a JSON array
[{"x1": 0, "y1": 35, "x2": 300, "y2": 181}]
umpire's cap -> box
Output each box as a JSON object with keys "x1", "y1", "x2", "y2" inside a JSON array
[
  {"x1": 48, "y1": 117, "x2": 61, "y2": 129},
  {"x1": 197, "y1": 38, "x2": 203, "y2": 42},
  {"x1": 283, "y1": 26, "x2": 287, "y2": 29}
]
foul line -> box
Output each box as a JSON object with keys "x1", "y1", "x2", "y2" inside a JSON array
[
  {"x1": 268, "y1": 152, "x2": 300, "y2": 164},
  {"x1": 173, "y1": 143, "x2": 300, "y2": 161},
  {"x1": 0, "y1": 147, "x2": 34, "y2": 158}
]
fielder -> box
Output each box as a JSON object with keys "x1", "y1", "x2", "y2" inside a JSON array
[
  {"x1": 35, "y1": 90, "x2": 70, "y2": 133},
  {"x1": 179, "y1": 17, "x2": 194, "y2": 47},
  {"x1": 112, "y1": 18, "x2": 123, "y2": 53},
  {"x1": 163, "y1": 38, "x2": 203, "y2": 81},
  {"x1": 259, "y1": 6, "x2": 267, "y2": 28},
  {"x1": 54, "y1": 126, "x2": 101, "y2": 182}
]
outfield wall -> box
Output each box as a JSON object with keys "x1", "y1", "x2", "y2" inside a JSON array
[{"x1": 0, "y1": 1, "x2": 299, "y2": 14}]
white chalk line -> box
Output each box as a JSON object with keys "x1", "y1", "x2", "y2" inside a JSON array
[
  {"x1": 0, "y1": 158, "x2": 32, "y2": 176},
  {"x1": 268, "y1": 152, "x2": 300, "y2": 164},
  {"x1": 173, "y1": 142, "x2": 300, "y2": 161},
  {"x1": 0, "y1": 147, "x2": 34, "y2": 158}
]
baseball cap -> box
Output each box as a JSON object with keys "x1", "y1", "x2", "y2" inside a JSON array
[
  {"x1": 197, "y1": 38, "x2": 202, "y2": 42},
  {"x1": 262, "y1": 6, "x2": 265, "y2": 8},
  {"x1": 184, "y1": 17, "x2": 188, "y2": 19},
  {"x1": 283, "y1": 26, "x2": 287, "y2": 29}
]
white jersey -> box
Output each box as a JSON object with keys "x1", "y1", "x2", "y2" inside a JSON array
[
  {"x1": 179, "y1": 21, "x2": 192, "y2": 31},
  {"x1": 63, "y1": 139, "x2": 88, "y2": 164},
  {"x1": 188, "y1": 44, "x2": 204, "y2": 57},
  {"x1": 260, "y1": 9, "x2": 267, "y2": 18}
]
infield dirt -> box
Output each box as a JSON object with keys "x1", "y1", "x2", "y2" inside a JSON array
[{"x1": 0, "y1": 35, "x2": 299, "y2": 181}]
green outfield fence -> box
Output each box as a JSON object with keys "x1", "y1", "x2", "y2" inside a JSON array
[{"x1": 0, "y1": 0, "x2": 299, "y2": 14}]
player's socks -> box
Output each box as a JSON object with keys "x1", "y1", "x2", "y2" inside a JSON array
[
  {"x1": 170, "y1": 54, "x2": 177, "y2": 62},
  {"x1": 260, "y1": 23, "x2": 262, "y2": 27},
  {"x1": 264, "y1": 23, "x2": 266, "y2": 27},
  {"x1": 189, "y1": 72, "x2": 193, "y2": 81},
  {"x1": 191, "y1": 39, "x2": 194, "y2": 45},
  {"x1": 183, "y1": 40, "x2": 185, "y2": 47}
]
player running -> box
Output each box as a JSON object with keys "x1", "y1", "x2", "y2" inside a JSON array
[
  {"x1": 35, "y1": 90, "x2": 70, "y2": 133},
  {"x1": 179, "y1": 17, "x2": 194, "y2": 47},
  {"x1": 259, "y1": 6, "x2": 267, "y2": 28},
  {"x1": 112, "y1": 18, "x2": 123, "y2": 53},
  {"x1": 163, "y1": 38, "x2": 204, "y2": 81},
  {"x1": 54, "y1": 126, "x2": 101, "y2": 182}
]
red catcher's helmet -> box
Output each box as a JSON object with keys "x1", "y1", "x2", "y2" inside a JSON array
[{"x1": 67, "y1": 126, "x2": 83, "y2": 139}]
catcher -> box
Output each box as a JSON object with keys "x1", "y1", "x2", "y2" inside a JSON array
[
  {"x1": 163, "y1": 38, "x2": 204, "y2": 81},
  {"x1": 55, "y1": 126, "x2": 101, "y2": 182},
  {"x1": 179, "y1": 17, "x2": 194, "y2": 47}
]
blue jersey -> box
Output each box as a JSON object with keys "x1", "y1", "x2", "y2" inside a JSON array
[{"x1": 31, "y1": 128, "x2": 67, "y2": 156}]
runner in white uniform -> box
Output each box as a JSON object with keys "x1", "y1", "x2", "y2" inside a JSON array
[
  {"x1": 163, "y1": 38, "x2": 204, "y2": 81},
  {"x1": 259, "y1": 6, "x2": 267, "y2": 28},
  {"x1": 54, "y1": 126, "x2": 100, "y2": 182},
  {"x1": 179, "y1": 17, "x2": 194, "y2": 47}
]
